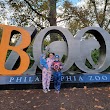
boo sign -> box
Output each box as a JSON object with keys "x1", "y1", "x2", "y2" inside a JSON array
[{"x1": 0, "y1": 24, "x2": 110, "y2": 77}]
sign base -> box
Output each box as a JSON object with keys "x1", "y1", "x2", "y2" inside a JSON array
[{"x1": 0, "y1": 73, "x2": 110, "y2": 85}]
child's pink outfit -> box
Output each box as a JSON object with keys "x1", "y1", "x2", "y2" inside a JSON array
[{"x1": 41, "y1": 57, "x2": 54, "y2": 91}]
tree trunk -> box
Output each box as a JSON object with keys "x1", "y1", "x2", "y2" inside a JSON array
[{"x1": 48, "y1": 0, "x2": 58, "y2": 42}]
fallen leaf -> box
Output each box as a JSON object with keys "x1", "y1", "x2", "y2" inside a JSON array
[
  {"x1": 25, "y1": 90, "x2": 31, "y2": 93},
  {"x1": 21, "y1": 99, "x2": 24, "y2": 101},
  {"x1": 27, "y1": 101, "x2": 31, "y2": 104},
  {"x1": 97, "y1": 88, "x2": 102, "y2": 91},
  {"x1": 10, "y1": 101, "x2": 14, "y2": 104},
  {"x1": 33, "y1": 106, "x2": 37, "y2": 108},
  {"x1": 60, "y1": 107, "x2": 66, "y2": 110},
  {"x1": 0, "y1": 100, "x2": 4, "y2": 103},
  {"x1": 37, "y1": 97, "x2": 39, "y2": 99},
  {"x1": 70, "y1": 87, "x2": 77, "y2": 91},
  {"x1": 95, "y1": 98, "x2": 99, "y2": 102},
  {"x1": 94, "y1": 105, "x2": 104, "y2": 109},
  {"x1": 61, "y1": 103, "x2": 64, "y2": 105},
  {"x1": 64, "y1": 94, "x2": 69, "y2": 97}
]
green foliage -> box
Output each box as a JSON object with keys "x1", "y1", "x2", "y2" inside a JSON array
[
  {"x1": 43, "y1": 39, "x2": 50, "y2": 48},
  {"x1": 91, "y1": 49, "x2": 99, "y2": 64}
]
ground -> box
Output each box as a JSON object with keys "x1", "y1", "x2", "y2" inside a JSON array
[{"x1": 0, "y1": 83, "x2": 110, "y2": 110}]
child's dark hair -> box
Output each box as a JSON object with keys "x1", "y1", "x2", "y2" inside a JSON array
[
  {"x1": 48, "y1": 52, "x2": 55, "y2": 57},
  {"x1": 52, "y1": 53, "x2": 55, "y2": 56}
]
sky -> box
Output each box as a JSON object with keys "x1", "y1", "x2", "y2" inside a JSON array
[
  {"x1": 57, "y1": 0, "x2": 81, "y2": 7},
  {"x1": 70, "y1": 0, "x2": 80, "y2": 4}
]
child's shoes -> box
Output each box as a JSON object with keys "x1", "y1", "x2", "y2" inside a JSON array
[{"x1": 43, "y1": 89, "x2": 47, "y2": 93}]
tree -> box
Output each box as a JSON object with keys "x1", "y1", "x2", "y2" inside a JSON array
[
  {"x1": 62, "y1": 0, "x2": 110, "y2": 35},
  {"x1": 0, "y1": 1, "x2": 9, "y2": 24},
  {"x1": 1, "y1": 0, "x2": 110, "y2": 38},
  {"x1": 8, "y1": 0, "x2": 59, "y2": 41}
]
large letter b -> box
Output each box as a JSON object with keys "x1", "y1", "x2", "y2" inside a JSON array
[{"x1": 0, "y1": 24, "x2": 31, "y2": 75}]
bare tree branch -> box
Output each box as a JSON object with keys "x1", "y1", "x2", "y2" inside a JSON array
[
  {"x1": 57, "y1": 15, "x2": 75, "y2": 23},
  {"x1": 27, "y1": 17, "x2": 45, "y2": 29},
  {"x1": 23, "y1": 0, "x2": 48, "y2": 20},
  {"x1": 9, "y1": 0, "x2": 48, "y2": 19},
  {"x1": 91, "y1": 0, "x2": 101, "y2": 27},
  {"x1": 100, "y1": 0, "x2": 108, "y2": 27}
]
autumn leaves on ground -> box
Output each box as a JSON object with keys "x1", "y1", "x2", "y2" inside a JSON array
[{"x1": 0, "y1": 83, "x2": 110, "y2": 110}]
